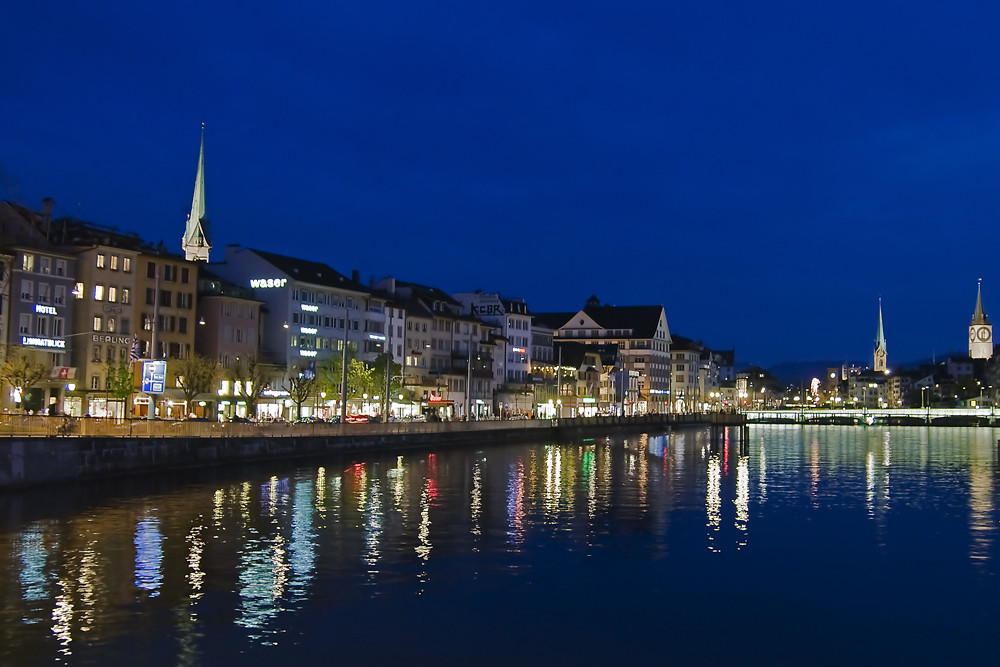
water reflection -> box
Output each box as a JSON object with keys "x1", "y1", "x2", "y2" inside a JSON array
[{"x1": 0, "y1": 425, "x2": 998, "y2": 663}]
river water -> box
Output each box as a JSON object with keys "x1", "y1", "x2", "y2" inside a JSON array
[{"x1": 1, "y1": 425, "x2": 998, "y2": 665}]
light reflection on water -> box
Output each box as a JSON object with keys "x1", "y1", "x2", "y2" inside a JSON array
[{"x1": 1, "y1": 425, "x2": 999, "y2": 664}]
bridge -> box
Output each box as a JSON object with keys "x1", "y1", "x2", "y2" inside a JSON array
[{"x1": 745, "y1": 407, "x2": 1000, "y2": 426}]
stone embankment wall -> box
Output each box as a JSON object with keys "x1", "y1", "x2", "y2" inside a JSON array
[{"x1": 0, "y1": 414, "x2": 743, "y2": 489}]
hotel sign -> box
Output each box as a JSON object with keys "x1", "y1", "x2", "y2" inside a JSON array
[{"x1": 22, "y1": 336, "x2": 66, "y2": 349}]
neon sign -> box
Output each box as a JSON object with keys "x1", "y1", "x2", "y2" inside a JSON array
[
  {"x1": 22, "y1": 336, "x2": 66, "y2": 349},
  {"x1": 34, "y1": 305, "x2": 57, "y2": 315},
  {"x1": 300, "y1": 327, "x2": 318, "y2": 334},
  {"x1": 249, "y1": 278, "x2": 288, "y2": 288},
  {"x1": 300, "y1": 304, "x2": 318, "y2": 312}
]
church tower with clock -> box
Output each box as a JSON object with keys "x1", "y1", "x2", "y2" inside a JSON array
[
  {"x1": 969, "y1": 280, "x2": 993, "y2": 360},
  {"x1": 874, "y1": 298, "x2": 887, "y2": 373}
]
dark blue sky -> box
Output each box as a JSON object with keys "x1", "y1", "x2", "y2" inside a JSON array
[{"x1": 3, "y1": 1, "x2": 999, "y2": 367}]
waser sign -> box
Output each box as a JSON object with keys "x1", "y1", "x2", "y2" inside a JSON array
[{"x1": 469, "y1": 293, "x2": 504, "y2": 317}]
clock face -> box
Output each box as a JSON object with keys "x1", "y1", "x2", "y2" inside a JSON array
[
  {"x1": 978, "y1": 327, "x2": 992, "y2": 342},
  {"x1": 971, "y1": 328, "x2": 978, "y2": 342}
]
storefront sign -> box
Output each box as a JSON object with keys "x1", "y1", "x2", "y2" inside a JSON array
[{"x1": 34, "y1": 304, "x2": 57, "y2": 315}]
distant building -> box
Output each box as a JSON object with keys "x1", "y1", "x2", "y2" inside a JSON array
[
  {"x1": 182, "y1": 128, "x2": 211, "y2": 262},
  {"x1": 874, "y1": 298, "x2": 887, "y2": 373}
]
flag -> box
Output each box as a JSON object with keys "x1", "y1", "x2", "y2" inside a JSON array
[{"x1": 129, "y1": 334, "x2": 140, "y2": 369}]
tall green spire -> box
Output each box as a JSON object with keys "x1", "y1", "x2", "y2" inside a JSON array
[
  {"x1": 874, "y1": 298, "x2": 887, "y2": 372},
  {"x1": 182, "y1": 125, "x2": 211, "y2": 262}
]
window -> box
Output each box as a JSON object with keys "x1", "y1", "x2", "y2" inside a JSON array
[
  {"x1": 107, "y1": 317, "x2": 116, "y2": 333},
  {"x1": 73, "y1": 282, "x2": 84, "y2": 299},
  {"x1": 53, "y1": 318, "x2": 64, "y2": 337},
  {"x1": 39, "y1": 257, "x2": 51, "y2": 274},
  {"x1": 142, "y1": 313, "x2": 152, "y2": 331},
  {"x1": 160, "y1": 291, "x2": 172, "y2": 307},
  {"x1": 121, "y1": 288, "x2": 130, "y2": 304},
  {"x1": 91, "y1": 375, "x2": 100, "y2": 390},
  {"x1": 179, "y1": 318, "x2": 187, "y2": 334},
  {"x1": 123, "y1": 257, "x2": 131, "y2": 272},
  {"x1": 181, "y1": 267, "x2": 189, "y2": 283},
  {"x1": 163, "y1": 264, "x2": 176, "y2": 282},
  {"x1": 121, "y1": 318, "x2": 130, "y2": 334},
  {"x1": 38, "y1": 283, "x2": 50, "y2": 304},
  {"x1": 20, "y1": 280, "x2": 33, "y2": 301},
  {"x1": 35, "y1": 316, "x2": 47, "y2": 336},
  {"x1": 22, "y1": 254, "x2": 34, "y2": 272},
  {"x1": 92, "y1": 346, "x2": 102, "y2": 362},
  {"x1": 18, "y1": 314, "x2": 30, "y2": 334},
  {"x1": 110, "y1": 255, "x2": 118, "y2": 270},
  {"x1": 145, "y1": 288, "x2": 155, "y2": 305},
  {"x1": 108, "y1": 286, "x2": 117, "y2": 302},
  {"x1": 93, "y1": 316, "x2": 102, "y2": 331},
  {"x1": 54, "y1": 285, "x2": 66, "y2": 306},
  {"x1": 147, "y1": 261, "x2": 156, "y2": 279},
  {"x1": 178, "y1": 292, "x2": 192, "y2": 309},
  {"x1": 106, "y1": 347, "x2": 115, "y2": 363},
  {"x1": 94, "y1": 284, "x2": 104, "y2": 301},
  {"x1": 55, "y1": 259, "x2": 66, "y2": 276},
  {"x1": 96, "y1": 254, "x2": 106, "y2": 269}
]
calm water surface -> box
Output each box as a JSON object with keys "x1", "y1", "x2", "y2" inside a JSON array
[{"x1": 1, "y1": 425, "x2": 999, "y2": 665}]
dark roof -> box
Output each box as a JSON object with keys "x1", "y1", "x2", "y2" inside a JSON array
[
  {"x1": 582, "y1": 305, "x2": 665, "y2": 338},
  {"x1": 533, "y1": 312, "x2": 575, "y2": 329},
  {"x1": 198, "y1": 267, "x2": 259, "y2": 300},
  {"x1": 249, "y1": 248, "x2": 358, "y2": 291}
]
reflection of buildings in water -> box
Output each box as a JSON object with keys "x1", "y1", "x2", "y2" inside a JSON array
[
  {"x1": 362, "y1": 477, "x2": 382, "y2": 573},
  {"x1": 968, "y1": 462, "x2": 994, "y2": 564},
  {"x1": 735, "y1": 455, "x2": 749, "y2": 548},
  {"x1": 544, "y1": 445, "x2": 562, "y2": 516},
  {"x1": 134, "y1": 513, "x2": 163, "y2": 597},
  {"x1": 637, "y1": 433, "x2": 649, "y2": 510},
  {"x1": 582, "y1": 448, "x2": 597, "y2": 520},
  {"x1": 810, "y1": 436, "x2": 820, "y2": 508},
  {"x1": 758, "y1": 439, "x2": 768, "y2": 503},
  {"x1": 706, "y1": 454, "x2": 721, "y2": 552},
  {"x1": 290, "y1": 478, "x2": 318, "y2": 594},
  {"x1": 415, "y1": 477, "x2": 433, "y2": 563},
  {"x1": 186, "y1": 523, "x2": 206, "y2": 602},
  {"x1": 470, "y1": 461, "x2": 483, "y2": 540},
  {"x1": 506, "y1": 460, "x2": 525, "y2": 548}
]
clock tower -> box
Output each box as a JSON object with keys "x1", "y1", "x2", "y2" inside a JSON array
[
  {"x1": 874, "y1": 298, "x2": 887, "y2": 373},
  {"x1": 969, "y1": 280, "x2": 993, "y2": 360}
]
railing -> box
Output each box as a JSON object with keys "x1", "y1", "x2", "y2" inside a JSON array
[{"x1": 0, "y1": 412, "x2": 743, "y2": 438}]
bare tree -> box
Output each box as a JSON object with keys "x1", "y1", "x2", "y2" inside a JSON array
[
  {"x1": 0, "y1": 348, "x2": 48, "y2": 413},
  {"x1": 234, "y1": 355, "x2": 274, "y2": 419},
  {"x1": 172, "y1": 353, "x2": 221, "y2": 416},
  {"x1": 285, "y1": 372, "x2": 316, "y2": 420}
]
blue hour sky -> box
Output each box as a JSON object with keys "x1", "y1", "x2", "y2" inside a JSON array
[{"x1": 3, "y1": 1, "x2": 999, "y2": 368}]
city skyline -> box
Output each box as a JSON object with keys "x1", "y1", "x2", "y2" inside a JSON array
[{"x1": 3, "y1": 2, "x2": 999, "y2": 367}]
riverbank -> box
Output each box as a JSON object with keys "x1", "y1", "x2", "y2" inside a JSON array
[{"x1": 0, "y1": 413, "x2": 744, "y2": 489}]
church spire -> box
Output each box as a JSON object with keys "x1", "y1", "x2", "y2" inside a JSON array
[
  {"x1": 970, "y1": 279, "x2": 993, "y2": 359},
  {"x1": 182, "y1": 125, "x2": 211, "y2": 262},
  {"x1": 874, "y1": 298, "x2": 887, "y2": 373}
]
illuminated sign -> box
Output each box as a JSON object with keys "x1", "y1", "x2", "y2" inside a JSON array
[
  {"x1": 512, "y1": 347, "x2": 526, "y2": 353},
  {"x1": 249, "y1": 278, "x2": 288, "y2": 289},
  {"x1": 34, "y1": 304, "x2": 57, "y2": 315},
  {"x1": 262, "y1": 389, "x2": 290, "y2": 397},
  {"x1": 368, "y1": 334, "x2": 386, "y2": 341},
  {"x1": 22, "y1": 336, "x2": 66, "y2": 349},
  {"x1": 300, "y1": 327, "x2": 318, "y2": 334},
  {"x1": 299, "y1": 350, "x2": 317, "y2": 357},
  {"x1": 300, "y1": 304, "x2": 318, "y2": 312}
]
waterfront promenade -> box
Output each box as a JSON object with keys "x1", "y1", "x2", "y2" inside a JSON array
[{"x1": 0, "y1": 412, "x2": 743, "y2": 489}]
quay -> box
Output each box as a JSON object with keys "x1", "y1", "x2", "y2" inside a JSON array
[
  {"x1": 0, "y1": 412, "x2": 744, "y2": 490},
  {"x1": 746, "y1": 407, "x2": 1000, "y2": 427}
]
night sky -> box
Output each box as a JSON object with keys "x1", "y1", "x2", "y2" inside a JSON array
[{"x1": 3, "y1": 1, "x2": 999, "y2": 368}]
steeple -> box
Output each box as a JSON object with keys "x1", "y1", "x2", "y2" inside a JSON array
[
  {"x1": 874, "y1": 298, "x2": 887, "y2": 373},
  {"x1": 969, "y1": 279, "x2": 993, "y2": 359},
  {"x1": 182, "y1": 125, "x2": 211, "y2": 262}
]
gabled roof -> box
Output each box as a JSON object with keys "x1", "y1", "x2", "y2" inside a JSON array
[
  {"x1": 581, "y1": 304, "x2": 666, "y2": 338},
  {"x1": 248, "y1": 248, "x2": 358, "y2": 291},
  {"x1": 533, "y1": 312, "x2": 575, "y2": 330}
]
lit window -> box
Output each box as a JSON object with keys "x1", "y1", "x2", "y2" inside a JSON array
[
  {"x1": 123, "y1": 257, "x2": 131, "y2": 272},
  {"x1": 108, "y1": 286, "x2": 117, "y2": 302},
  {"x1": 73, "y1": 282, "x2": 84, "y2": 299},
  {"x1": 121, "y1": 288, "x2": 130, "y2": 304},
  {"x1": 93, "y1": 316, "x2": 102, "y2": 331},
  {"x1": 110, "y1": 255, "x2": 118, "y2": 270},
  {"x1": 96, "y1": 254, "x2": 106, "y2": 268},
  {"x1": 94, "y1": 284, "x2": 104, "y2": 301}
]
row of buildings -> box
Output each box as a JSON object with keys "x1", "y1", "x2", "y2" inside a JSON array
[{"x1": 0, "y1": 136, "x2": 736, "y2": 419}]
